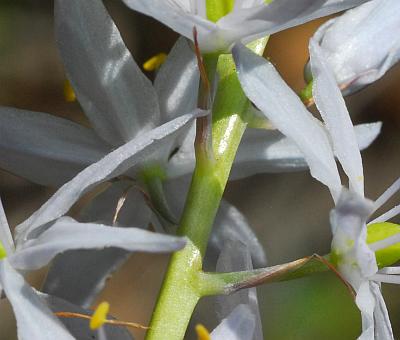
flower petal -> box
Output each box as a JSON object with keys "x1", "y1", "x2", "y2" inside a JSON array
[
  {"x1": 163, "y1": 176, "x2": 266, "y2": 267},
  {"x1": 155, "y1": 37, "x2": 199, "y2": 123},
  {"x1": 215, "y1": 240, "x2": 263, "y2": 340},
  {"x1": 15, "y1": 110, "x2": 203, "y2": 242},
  {"x1": 121, "y1": 0, "x2": 217, "y2": 49},
  {"x1": 167, "y1": 122, "x2": 381, "y2": 181},
  {"x1": 11, "y1": 217, "x2": 185, "y2": 271},
  {"x1": 209, "y1": 201, "x2": 267, "y2": 268},
  {"x1": 41, "y1": 293, "x2": 134, "y2": 339},
  {"x1": 55, "y1": 0, "x2": 160, "y2": 145},
  {"x1": 311, "y1": 0, "x2": 400, "y2": 93},
  {"x1": 0, "y1": 260, "x2": 74, "y2": 340},
  {"x1": 43, "y1": 183, "x2": 152, "y2": 307},
  {"x1": 330, "y1": 189, "x2": 376, "y2": 286},
  {"x1": 220, "y1": 0, "x2": 370, "y2": 47},
  {"x1": 370, "y1": 282, "x2": 394, "y2": 340},
  {"x1": 310, "y1": 38, "x2": 364, "y2": 196},
  {"x1": 0, "y1": 106, "x2": 109, "y2": 187},
  {"x1": 211, "y1": 304, "x2": 256, "y2": 340},
  {"x1": 79, "y1": 180, "x2": 152, "y2": 227},
  {"x1": 233, "y1": 43, "x2": 341, "y2": 200},
  {"x1": 43, "y1": 248, "x2": 130, "y2": 308},
  {"x1": 356, "y1": 281, "x2": 376, "y2": 340},
  {"x1": 0, "y1": 197, "x2": 14, "y2": 254}
]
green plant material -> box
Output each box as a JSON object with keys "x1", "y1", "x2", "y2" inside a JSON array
[
  {"x1": 0, "y1": 241, "x2": 7, "y2": 259},
  {"x1": 146, "y1": 37, "x2": 269, "y2": 340},
  {"x1": 299, "y1": 80, "x2": 313, "y2": 102},
  {"x1": 140, "y1": 165, "x2": 177, "y2": 223},
  {"x1": 367, "y1": 222, "x2": 400, "y2": 267},
  {"x1": 206, "y1": 0, "x2": 235, "y2": 22}
]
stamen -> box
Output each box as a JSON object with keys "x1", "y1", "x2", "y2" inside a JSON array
[
  {"x1": 195, "y1": 324, "x2": 211, "y2": 340},
  {"x1": 63, "y1": 80, "x2": 76, "y2": 102},
  {"x1": 90, "y1": 301, "x2": 110, "y2": 330},
  {"x1": 143, "y1": 53, "x2": 167, "y2": 71},
  {"x1": 55, "y1": 311, "x2": 149, "y2": 330}
]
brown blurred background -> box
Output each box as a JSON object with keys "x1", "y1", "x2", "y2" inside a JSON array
[{"x1": 0, "y1": 1, "x2": 400, "y2": 339}]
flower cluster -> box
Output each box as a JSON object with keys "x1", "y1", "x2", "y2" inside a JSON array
[{"x1": 0, "y1": 0, "x2": 399, "y2": 339}]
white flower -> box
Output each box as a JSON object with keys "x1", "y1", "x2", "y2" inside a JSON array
[
  {"x1": 121, "y1": 0, "x2": 369, "y2": 53},
  {"x1": 305, "y1": 0, "x2": 400, "y2": 94},
  {"x1": 232, "y1": 36, "x2": 399, "y2": 339},
  {"x1": 0, "y1": 197, "x2": 184, "y2": 340},
  {"x1": 211, "y1": 238, "x2": 263, "y2": 340}
]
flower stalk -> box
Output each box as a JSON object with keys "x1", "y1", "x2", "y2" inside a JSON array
[{"x1": 145, "y1": 37, "x2": 268, "y2": 340}]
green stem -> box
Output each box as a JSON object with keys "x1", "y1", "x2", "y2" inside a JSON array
[{"x1": 146, "y1": 38, "x2": 268, "y2": 340}]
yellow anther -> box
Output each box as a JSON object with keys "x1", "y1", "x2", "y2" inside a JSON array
[
  {"x1": 63, "y1": 79, "x2": 76, "y2": 102},
  {"x1": 90, "y1": 301, "x2": 110, "y2": 330},
  {"x1": 195, "y1": 324, "x2": 211, "y2": 340},
  {"x1": 143, "y1": 53, "x2": 167, "y2": 71},
  {"x1": 0, "y1": 241, "x2": 7, "y2": 260}
]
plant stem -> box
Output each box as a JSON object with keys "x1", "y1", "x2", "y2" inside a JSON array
[{"x1": 146, "y1": 39, "x2": 268, "y2": 340}]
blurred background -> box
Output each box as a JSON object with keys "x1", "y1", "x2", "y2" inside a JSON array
[{"x1": 0, "y1": 1, "x2": 400, "y2": 339}]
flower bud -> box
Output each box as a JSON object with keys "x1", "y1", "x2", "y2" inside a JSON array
[{"x1": 305, "y1": 0, "x2": 400, "y2": 94}]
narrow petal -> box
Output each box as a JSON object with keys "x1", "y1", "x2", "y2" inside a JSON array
[
  {"x1": 155, "y1": 37, "x2": 199, "y2": 123},
  {"x1": 43, "y1": 184, "x2": 152, "y2": 307},
  {"x1": 220, "y1": 0, "x2": 369, "y2": 47},
  {"x1": 330, "y1": 190, "x2": 376, "y2": 285},
  {"x1": 231, "y1": 129, "x2": 308, "y2": 179},
  {"x1": 370, "y1": 232, "x2": 400, "y2": 253},
  {"x1": 166, "y1": 122, "x2": 381, "y2": 180},
  {"x1": 43, "y1": 248, "x2": 130, "y2": 308},
  {"x1": 211, "y1": 304, "x2": 256, "y2": 340},
  {"x1": 310, "y1": 38, "x2": 364, "y2": 196},
  {"x1": 215, "y1": 240, "x2": 263, "y2": 340},
  {"x1": 356, "y1": 281, "x2": 375, "y2": 340},
  {"x1": 15, "y1": 110, "x2": 203, "y2": 242},
  {"x1": 11, "y1": 217, "x2": 186, "y2": 271},
  {"x1": 121, "y1": 0, "x2": 217, "y2": 48},
  {"x1": 373, "y1": 177, "x2": 400, "y2": 213},
  {"x1": 369, "y1": 204, "x2": 400, "y2": 225},
  {"x1": 0, "y1": 260, "x2": 74, "y2": 340},
  {"x1": 209, "y1": 201, "x2": 267, "y2": 268},
  {"x1": 55, "y1": 0, "x2": 160, "y2": 145},
  {"x1": 0, "y1": 106, "x2": 109, "y2": 187},
  {"x1": 354, "y1": 122, "x2": 382, "y2": 150},
  {"x1": 79, "y1": 181, "x2": 152, "y2": 227},
  {"x1": 0, "y1": 197, "x2": 14, "y2": 254},
  {"x1": 41, "y1": 293, "x2": 134, "y2": 339},
  {"x1": 370, "y1": 282, "x2": 394, "y2": 340},
  {"x1": 372, "y1": 273, "x2": 400, "y2": 285},
  {"x1": 233, "y1": 44, "x2": 341, "y2": 200}
]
